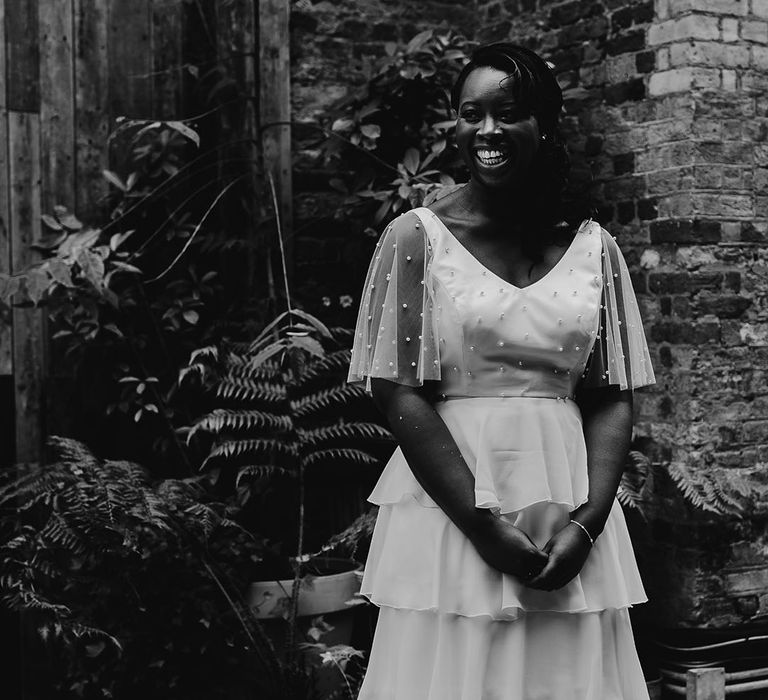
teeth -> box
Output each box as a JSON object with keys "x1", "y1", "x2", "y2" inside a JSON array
[{"x1": 478, "y1": 150, "x2": 505, "y2": 159}]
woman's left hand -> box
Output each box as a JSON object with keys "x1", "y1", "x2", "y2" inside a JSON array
[{"x1": 525, "y1": 522, "x2": 592, "y2": 591}]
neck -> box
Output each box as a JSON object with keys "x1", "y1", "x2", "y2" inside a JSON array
[{"x1": 459, "y1": 179, "x2": 522, "y2": 222}]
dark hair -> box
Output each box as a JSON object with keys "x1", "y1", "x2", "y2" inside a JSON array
[{"x1": 452, "y1": 43, "x2": 586, "y2": 259}]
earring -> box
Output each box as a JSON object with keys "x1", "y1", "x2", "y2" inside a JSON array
[{"x1": 541, "y1": 134, "x2": 548, "y2": 141}]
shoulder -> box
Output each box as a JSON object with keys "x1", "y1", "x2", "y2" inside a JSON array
[
  {"x1": 378, "y1": 210, "x2": 432, "y2": 260},
  {"x1": 595, "y1": 223, "x2": 625, "y2": 265}
]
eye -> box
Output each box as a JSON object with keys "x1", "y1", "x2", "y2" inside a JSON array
[
  {"x1": 499, "y1": 108, "x2": 529, "y2": 123},
  {"x1": 460, "y1": 109, "x2": 481, "y2": 123}
]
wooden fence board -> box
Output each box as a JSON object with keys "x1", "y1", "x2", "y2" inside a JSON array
[
  {"x1": 108, "y1": 0, "x2": 152, "y2": 121},
  {"x1": 151, "y1": 0, "x2": 182, "y2": 119},
  {"x1": 259, "y1": 0, "x2": 293, "y2": 271},
  {"x1": 0, "y1": 0, "x2": 9, "y2": 375},
  {"x1": 0, "y1": 0, "x2": 6, "y2": 110},
  {"x1": 9, "y1": 111, "x2": 43, "y2": 463},
  {"x1": 5, "y1": 2, "x2": 39, "y2": 111},
  {"x1": 0, "y1": 110, "x2": 10, "y2": 377},
  {"x1": 39, "y1": 0, "x2": 76, "y2": 213},
  {"x1": 74, "y1": 0, "x2": 109, "y2": 218}
]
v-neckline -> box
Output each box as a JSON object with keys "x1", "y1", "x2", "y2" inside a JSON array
[{"x1": 423, "y1": 209, "x2": 592, "y2": 292}]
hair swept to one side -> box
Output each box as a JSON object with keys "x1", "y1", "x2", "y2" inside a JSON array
[
  {"x1": 451, "y1": 42, "x2": 590, "y2": 258},
  {"x1": 451, "y1": 42, "x2": 563, "y2": 137}
]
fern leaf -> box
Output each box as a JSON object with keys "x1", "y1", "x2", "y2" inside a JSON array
[
  {"x1": 204, "y1": 438, "x2": 297, "y2": 465},
  {"x1": 302, "y1": 448, "x2": 379, "y2": 468},
  {"x1": 189, "y1": 409, "x2": 292, "y2": 440},
  {"x1": 298, "y1": 421, "x2": 391, "y2": 446},
  {"x1": 291, "y1": 384, "x2": 367, "y2": 416}
]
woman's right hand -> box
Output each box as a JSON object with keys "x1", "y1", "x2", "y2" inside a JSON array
[{"x1": 469, "y1": 515, "x2": 549, "y2": 580}]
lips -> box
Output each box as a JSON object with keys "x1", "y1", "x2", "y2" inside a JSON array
[{"x1": 474, "y1": 145, "x2": 515, "y2": 168}]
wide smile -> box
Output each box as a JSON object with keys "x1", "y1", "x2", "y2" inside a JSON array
[{"x1": 474, "y1": 147, "x2": 511, "y2": 168}]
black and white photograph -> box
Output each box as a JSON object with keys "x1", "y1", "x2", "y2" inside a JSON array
[{"x1": 1, "y1": 1, "x2": 768, "y2": 698}]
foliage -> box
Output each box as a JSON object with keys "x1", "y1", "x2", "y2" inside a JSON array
[
  {"x1": 0, "y1": 116, "x2": 272, "y2": 470},
  {"x1": 0, "y1": 436, "x2": 269, "y2": 698},
  {"x1": 617, "y1": 450, "x2": 768, "y2": 519},
  {"x1": 323, "y1": 29, "x2": 474, "y2": 227},
  {"x1": 182, "y1": 307, "x2": 390, "y2": 532}
]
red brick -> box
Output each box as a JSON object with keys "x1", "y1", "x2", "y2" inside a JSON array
[{"x1": 649, "y1": 219, "x2": 722, "y2": 243}]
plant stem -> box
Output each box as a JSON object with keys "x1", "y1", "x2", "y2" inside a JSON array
[{"x1": 267, "y1": 172, "x2": 292, "y2": 315}]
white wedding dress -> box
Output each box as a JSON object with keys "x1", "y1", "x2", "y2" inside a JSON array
[{"x1": 348, "y1": 206, "x2": 655, "y2": 700}]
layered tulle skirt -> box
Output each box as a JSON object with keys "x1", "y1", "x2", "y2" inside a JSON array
[{"x1": 358, "y1": 397, "x2": 649, "y2": 700}]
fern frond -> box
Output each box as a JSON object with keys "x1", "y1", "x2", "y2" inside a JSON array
[
  {"x1": 291, "y1": 384, "x2": 367, "y2": 417},
  {"x1": 189, "y1": 409, "x2": 292, "y2": 441},
  {"x1": 235, "y1": 464, "x2": 291, "y2": 486},
  {"x1": 298, "y1": 421, "x2": 391, "y2": 446},
  {"x1": 293, "y1": 348, "x2": 351, "y2": 385},
  {"x1": 301, "y1": 448, "x2": 379, "y2": 468},
  {"x1": 204, "y1": 438, "x2": 298, "y2": 464},
  {"x1": 216, "y1": 377, "x2": 286, "y2": 402}
]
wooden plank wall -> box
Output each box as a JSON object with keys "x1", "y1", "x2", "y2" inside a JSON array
[{"x1": 0, "y1": 0, "x2": 292, "y2": 465}]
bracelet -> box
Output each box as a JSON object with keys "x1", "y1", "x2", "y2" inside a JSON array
[{"x1": 569, "y1": 519, "x2": 595, "y2": 546}]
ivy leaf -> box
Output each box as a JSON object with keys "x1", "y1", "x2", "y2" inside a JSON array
[
  {"x1": 103, "y1": 170, "x2": 126, "y2": 192},
  {"x1": 0, "y1": 273, "x2": 21, "y2": 304},
  {"x1": 26, "y1": 268, "x2": 51, "y2": 305},
  {"x1": 165, "y1": 120, "x2": 200, "y2": 148},
  {"x1": 47, "y1": 260, "x2": 74, "y2": 287},
  {"x1": 402, "y1": 148, "x2": 419, "y2": 175},
  {"x1": 406, "y1": 29, "x2": 432, "y2": 54},
  {"x1": 41, "y1": 214, "x2": 63, "y2": 231},
  {"x1": 76, "y1": 249, "x2": 105, "y2": 289},
  {"x1": 183, "y1": 310, "x2": 199, "y2": 325},
  {"x1": 360, "y1": 124, "x2": 381, "y2": 140}
]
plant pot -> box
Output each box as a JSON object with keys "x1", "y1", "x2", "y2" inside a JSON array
[
  {"x1": 248, "y1": 557, "x2": 366, "y2": 695},
  {"x1": 653, "y1": 625, "x2": 768, "y2": 699}
]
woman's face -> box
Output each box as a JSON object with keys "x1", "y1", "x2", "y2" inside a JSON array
[{"x1": 455, "y1": 66, "x2": 541, "y2": 190}]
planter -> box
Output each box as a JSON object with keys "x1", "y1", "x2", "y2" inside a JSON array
[
  {"x1": 248, "y1": 557, "x2": 366, "y2": 695},
  {"x1": 653, "y1": 626, "x2": 768, "y2": 699},
  {"x1": 248, "y1": 556, "x2": 364, "y2": 620}
]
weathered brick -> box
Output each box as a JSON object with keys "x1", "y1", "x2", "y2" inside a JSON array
[
  {"x1": 708, "y1": 295, "x2": 753, "y2": 318},
  {"x1": 692, "y1": 0, "x2": 747, "y2": 14},
  {"x1": 650, "y1": 219, "x2": 722, "y2": 243},
  {"x1": 604, "y1": 77, "x2": 646, "y2": 104},
  {"x1": 691, "y1": 193, "x2": 754, "y2": 218},
  {"x1": 613, "y1": 152, "x2": 635, "y2": 175},
  {"x1": 742, "y1": 20, "x2": 768, "y2": 44},
  {"x1": 753, "y1": 0, "x2": 768, "y2": 19},
  {"x1": 648, "y1": 16, "x2": 720, "y2": 46},
  {"x1": 617, "y1": 200, "x2": 636, "y2": 224},
  {"x1": 638, "y1": 197, "x2": 658, "y2": 220},
  {"x1": 606, "y1": 29, "x2": 646, "y2": 56},
  {"x1": 636, "y1": 50, "x2": 655, "y2": 73},
  {"x1": 722, "y1": 18, "x2": 740, "y2": 42}
]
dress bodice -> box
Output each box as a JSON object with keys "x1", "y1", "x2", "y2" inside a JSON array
[{"x1": 420, "y1": 210, "x2": 603, "y2": 400}]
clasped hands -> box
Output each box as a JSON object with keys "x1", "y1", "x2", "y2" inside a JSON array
[{"x1": 470, "y1": 516, "x2": 592, "y2": 591}]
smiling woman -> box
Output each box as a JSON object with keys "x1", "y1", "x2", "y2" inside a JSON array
[{"x1": 349, "y1": 42, "x2": 655, "y2": 700}]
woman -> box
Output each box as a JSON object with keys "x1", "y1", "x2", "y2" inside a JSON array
[{"x1": 348, "y1": 42, "x2": 654, "y2": 700}]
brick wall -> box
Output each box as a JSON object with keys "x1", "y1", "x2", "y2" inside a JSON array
[
  {"x1": 476, "y1": 0, "x2": 768, "y2": 628},
  {"x1": 288, "y1": 0, "x2": 768, "y2": 627}
]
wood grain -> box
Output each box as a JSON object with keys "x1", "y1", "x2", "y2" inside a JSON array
[
  {"x1": 9, "y1": 111, "x2": 44, "y2": 463},
  {"x1": 5, "y1": 2, "x2": 40, "y2": 111},
  {"x1": 259, "y1": 0, "x2": 293, "y2": 272},
  {"x1": 150, "y1": 0, "x2": 182, "y2": 119},
  {"x1": 39, "y1": 0, "x2": 76, "y2": 213},
  {"x1": 108, "y1": 0, "x2": 151, "y2": 121},
  {"x1": 74, "y1": 0, "x2": 109, "y2": 218}
]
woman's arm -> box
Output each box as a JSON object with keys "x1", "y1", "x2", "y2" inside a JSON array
[
  {"x1": 371, "y1": 378, "x2": 548, "y2": 579},
  {"x1": 527, "y1": 386, "x2": 633, "y2": 591}
]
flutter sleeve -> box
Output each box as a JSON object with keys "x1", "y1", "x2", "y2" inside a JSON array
[
  {"x1": 582, "y1": 227, "x2": 655, "y2": 390},
  {"x1": 348, "y1": 211, "x2": 441, "y2": 392}
]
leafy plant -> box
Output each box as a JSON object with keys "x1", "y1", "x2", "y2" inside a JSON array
[
  {"x1": 322, "y1": 29, "x2": 474, "y2": 227},
  {"x1": 0, "y1": 436, "x2": 282, "y2": 699},
  {"x1": 617, "y1": 450, "x2": 768, "y2": 518}
]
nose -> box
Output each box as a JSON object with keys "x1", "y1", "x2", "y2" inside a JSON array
[{"x1": 478, "y1": 115, "x2": 502, "y2": 138}]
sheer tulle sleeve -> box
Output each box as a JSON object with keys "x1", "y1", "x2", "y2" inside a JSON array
[
  {"x1": 582, "y1": 227, "x2": 655, "y2": 390},
  {"x1": 348, "y1": 211, "x2": 441, "y2": 392}
]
